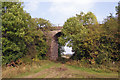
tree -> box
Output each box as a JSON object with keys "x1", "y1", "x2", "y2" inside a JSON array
[
  {"x1": 2, "y1": 2, "x2": 31, "y2": 64},
  {"x1": 76, "y1": 12, "x2": 98, "y2": 26},
  {"x1": 103, "y1": 14, "x2": 118, "y2": 34},
  {"x1": 59, "y1": 12, "x2": 97, "y2": 60},
  {"x1": 59, "y1": 11, "x2": 120, "y2": 64},
  {"x1": 101, "y1": 13, "x2": 120, "y2": 62},
  {"x1": 24, "y1": 18, "x2": 48, "y2": 60},
  {"x1": 33, "y1": 18, "x2": 52, "y2": 30},
  {"x1": 2, "y1": 2, "x2": 48, "y2": 64},
  {"x1": 116, "y1": 1, "x2": 120, "y2": 27}
]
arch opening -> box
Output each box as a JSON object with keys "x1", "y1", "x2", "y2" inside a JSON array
[
  {"x1": 47, "y1": 30, "x2": 73, "y2": 60},
  {"x1": 54, "y1": 32, "x2": 62, "y2": 41},
  {"x1": 54, "y1": 32, "x2": 74, "y2": 59}
]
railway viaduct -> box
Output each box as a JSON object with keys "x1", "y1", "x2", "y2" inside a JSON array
[{"x1": 46, "y1": 27, "x2": 63, "y2": 60}]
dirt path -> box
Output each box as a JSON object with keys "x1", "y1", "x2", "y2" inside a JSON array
[
  {"x1": 24, "y1": 64, "x2": 118, "y2": 78},
  {"x1": 24, "y1": 64, "x2": 68, "y2": 78}
]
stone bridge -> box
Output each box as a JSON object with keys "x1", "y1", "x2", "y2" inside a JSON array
[{"x1": 46, "y1": 27, "x2": 62, "y2": 60}]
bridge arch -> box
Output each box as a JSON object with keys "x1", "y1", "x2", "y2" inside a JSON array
[
  {"x1": 46, "y1": 30, "x2": 63, "y2": 60},
  {"x1": 54, "y1": 32, "x2": 62, "y2": 41}
]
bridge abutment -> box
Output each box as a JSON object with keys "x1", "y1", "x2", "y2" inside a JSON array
[{"x1": 46, "y1": 30, "x2": 61, "y2": 61}]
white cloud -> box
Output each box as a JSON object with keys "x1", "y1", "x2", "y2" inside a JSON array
[
  {"x1": 21, "y1": 0, "x2": 119, "y2": 2},
  {"x1": 23, "y1": 0, "x2": 119, "y2": 25},
  {"x1": 24, "y1": 0, "x2": 96, "y2": 17},
  {"x1": 63, "y1": 46, "x2": 73, "y2": 54},
  {"x1": 24, "y1": 1, "x2": 40, "y2": 12},
  {"x1": 48, "y1": 0, "x2": 96, "y2": 25},
  {"x1": 49, "y1": 0, "x2": 95, "y2": 15}
]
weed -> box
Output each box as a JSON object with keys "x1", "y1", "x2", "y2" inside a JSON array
[{"x1": 2, "y1": 60, "x2": 55, "y2": 78}]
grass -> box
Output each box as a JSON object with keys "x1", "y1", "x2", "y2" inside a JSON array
[
  {"x1": 66, "y1": 65, "x2": 118, "y2": 76},
  {"x1": 2, "y1": 60, "x2": 119, "y2": 78},
  {"x1": 65, "y1": 60, "x2": 119, "y2": 72},
  {"x1": 17, "y1": 60, "x2": 59, "y2": 78},
  {"x1": 2, "y1": 60, "x2": 57, "y2": 78},
  {"x1": 64, "y1": 60, "x2": 118, "y2": 78}
]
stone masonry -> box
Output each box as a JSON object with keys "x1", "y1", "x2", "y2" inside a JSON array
[{"x1": 46, "y1": 30, "x2": 61, "y2": 60}]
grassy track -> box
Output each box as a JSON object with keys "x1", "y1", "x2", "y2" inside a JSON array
[
  {"x1": 2, "y1": 60, "x2": 118, "y2": 78},
  {"x1": 24, "y1": 61, "x2": 118, "y2": 78}
]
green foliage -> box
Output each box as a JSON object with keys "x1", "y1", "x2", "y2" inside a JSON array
[
  {"x1": 76, "y1": 12, "x2": 98, "y2": 25},
  {"x1": 101, "y1": 14, "x2": 120, "y2": 62},
  {"x1": 2, "y1": 2, "x2": 49, "y2": 65},
  {"x1": 58, "y1": 42, "x2": 65, "y2": 57},
  {"x1": 116, "y1": 1, "x2": 120, "y2": 27},
  {"x1": 59, "y1": 11, "x2": 120, "y2": 64},
  {"x1": 2, "y1": 2, "x2": 29, "y2": 64},
  {"x1": 32, "y1": 18, "x2": 52, "y2": 31},
  {"x1": 59, "y1": 12, "x2": 98, "y2": 60}
]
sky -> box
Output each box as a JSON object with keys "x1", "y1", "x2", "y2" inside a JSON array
[
  {"x1": 23, "y1": 0, "x2": 119, "y2": 26},
  {"x1": 23, "y1": 0, "x2": 119, "y2": 54}
]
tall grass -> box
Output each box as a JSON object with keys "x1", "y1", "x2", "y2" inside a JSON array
[
  {"x1": 2, "y1": 60, "x2": 55, "y2": 78},
  {"x1": 65, "y1": 60, "x2": 119, "y2": 73}
]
